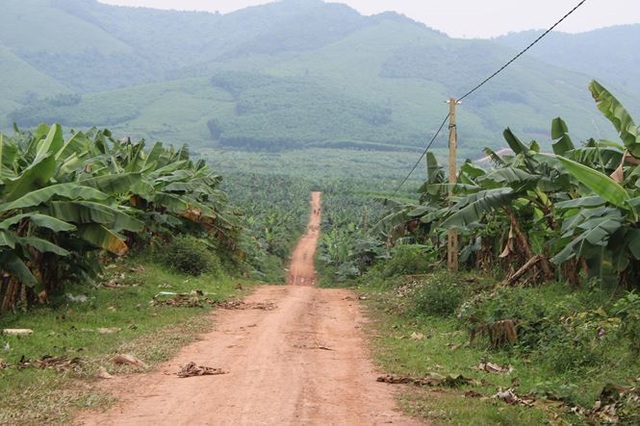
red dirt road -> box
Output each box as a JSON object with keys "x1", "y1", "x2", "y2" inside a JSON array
[{"x1": 77, "y1": 192, "x2": 422, "y2": 425}]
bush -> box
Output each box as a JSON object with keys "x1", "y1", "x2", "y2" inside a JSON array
[
  {"x1": 381, "y1": 245, "x2": 435, "y2": 278},
  {"x1": 160, "y1": 235, "x2": 221, "y2": 276},
  {"x1": 408, "y1": 271, "x2": 467, "y2": 317},
  {"x1": 457, "y1": 283, "x2": 624, "y2": 374}
]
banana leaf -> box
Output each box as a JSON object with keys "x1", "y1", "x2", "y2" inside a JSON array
[
  {"x1": 590, "y1": 80, "x2": 640, "y2": 157},
  {"x1": 16, "y1": 236, "x2": 70, "y2": 256},
  {"x1": 0, "y1": 183, "x2": 109, "y2": 212},
  {"x1": 0, "y1": 213, "x2": 76, "y2": 232},
  {"x1": 0, "y1": 251, "x2": 38, "y2": 287},
  {"x1": 77, "y1": 224, "x2": 128, "y2": 256},
  {"x1": 551, "y1": 117, "x2": 575, "y2": 155},
  {"x1": 441, "y1": 187, "x2": 515, "y2": 229},
  {"x1": 557, "y1": 156, "x2": 630, "y2": 209}
]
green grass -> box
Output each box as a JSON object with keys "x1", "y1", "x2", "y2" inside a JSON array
[
  {"x1": 365, "y1": 299, "x2": 550, "y2": 424},
  {"x1": 356, "y1": 271, "x2": 640, "y2": 425},
  {"x1": 0, "y1": 256, "x2": 251, "y2": 425}
]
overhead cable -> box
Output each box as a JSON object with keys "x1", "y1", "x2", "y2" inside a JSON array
[
  {"x1": 392, "y1": 113, "x2": 450, "y2": 196},
  {"x1": 392, "y1": 0, "x2": 589, "y2": 194},
  {"x1": 457, "y1": 0, "x2": 588, "y2": 102}
]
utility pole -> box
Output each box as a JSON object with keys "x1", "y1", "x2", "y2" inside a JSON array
[{"x1": 448, "y1": 98, "x2": 458, "y2": 272}]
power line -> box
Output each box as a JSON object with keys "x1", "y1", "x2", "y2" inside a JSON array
[
  {"x1": 392, "y1": 113, "x2": 450, "y2": 197},
  {"x1": 457, "y1": 0, "x2": 588, "y2": 102},
  {"x1": 392, "y1": 0, "x2": 589, "y2": 194}
]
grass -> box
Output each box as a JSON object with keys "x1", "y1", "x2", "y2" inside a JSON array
[
  {"x1": 355, "y1": 270, "x2": 640, "y2": 425},
  {"x1": 0, "y1": 256, "x2": 251, "y2": 425},
  {"x1": 368, "y1": 311, "x2": 550, "y2": 425}
]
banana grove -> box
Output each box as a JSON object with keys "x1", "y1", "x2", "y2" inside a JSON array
[
  {"x1": 372, "y1": 81, "x2": 640, "y2": 289},
  {"x1": 0, "y1": 125, "x2": 240, "y2": 311}
]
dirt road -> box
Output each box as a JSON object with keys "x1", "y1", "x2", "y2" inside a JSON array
[{"x1": 77, "y1": 192, "x2": 422, "y2": 425}]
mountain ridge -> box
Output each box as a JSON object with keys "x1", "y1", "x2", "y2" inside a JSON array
[{"x1": 1, "y1": 0, "x2": 638, "y2": 154}]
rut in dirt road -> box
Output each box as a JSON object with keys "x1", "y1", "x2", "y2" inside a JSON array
[{"x1": 77, "y1": 192, "x2": 424, "y2": 426}]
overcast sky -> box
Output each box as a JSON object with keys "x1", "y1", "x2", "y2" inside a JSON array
[{"x1": 97, "y1": 0, "x2": 640, "y2": 38}]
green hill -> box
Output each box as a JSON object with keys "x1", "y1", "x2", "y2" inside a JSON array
[
  {"x1": 1, "y1": 0, "x2": 638, "y2": 155},
  {"x1": 0, "y1": 44, "x2": 68, "y2": 121},
  {"x1": 495, "y1": 25, "x2": 640, "y2": 98}
]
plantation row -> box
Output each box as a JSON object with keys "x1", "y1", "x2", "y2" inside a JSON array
[
  {"x1": 319, "y1": 81, "x2": 640, "y2": 290},
  {"x1": 0, "y1": 125, "x2": 242, "y2": 311}
]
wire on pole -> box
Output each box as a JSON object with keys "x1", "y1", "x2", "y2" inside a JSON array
[
  {"x1": 393, "y1": 0, "x2": 589, "y2": 195},
  {"x1": 457, "y1": 0, "x2": 588, "y2": 102},
  {"x1": 392, "y1": 113, "x2": 450, "y2": 197}
]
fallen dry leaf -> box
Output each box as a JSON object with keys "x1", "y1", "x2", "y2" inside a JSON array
[
  {"x1": 97, "y1": 366, "x2": 114, "y2": 379},
  {"x1": 477, "y1": 361, "x2": 513, "y2": 374},
  {"x1": 97, "y1": 327, "x2": 122, "y2": 335},
  {"x1": 111, "y1": 354, "x2": 148, "y2": 369},
  {"x1": 18, "y1": 355, "x2": 82, "y2": 372},
  {"x1": 493, "y1": 388, "x2": 535, "y2": 407},
  {"x1": 2, "y1": 329, "x2": 33, "y2": 335},
  {"x1": 378, "y1": 373, "x2": 478, "y2": 388},
  {"x1": 177, "y1": 362, "x2": 227, "y2": 378},
  {"x1": 410, "y1": 332, "x2": 425, "y2": 340}
]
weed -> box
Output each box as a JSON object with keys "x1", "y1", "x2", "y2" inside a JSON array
[
  {"x1": 160, "y1": 235, "x2": 222, "y2": 276},
  {"x1": 380, "y1": 245, "x2": 436, "y2": 278},
  {"x1": 407, "y1": 271, "x2": 469, "y2": 318}
]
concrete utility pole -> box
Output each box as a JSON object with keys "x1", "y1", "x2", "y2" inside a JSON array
[{"x1": 447, "y1": 98, "x2": 458, "y2": 272}]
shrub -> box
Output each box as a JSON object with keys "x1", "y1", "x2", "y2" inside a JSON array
[
  {"x1": 408, "y1": 271, "x2": 467, "y2": 317},
  {"x1": 457, "y1": 283, "x2": 623, "y2": 373},
  {"x1": 161, "y1": 235, "x2": 220, "y2": 276},
  {"x1": 382, "y1": 245, "x2": 435, "y2": 278}
]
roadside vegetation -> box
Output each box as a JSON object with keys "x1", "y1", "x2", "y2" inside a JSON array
[
  {"x1": 0, "y1": 256, "x2": 248, "y2": 424},
  {"x1": 315, "y1": 81, "x2": 640, "y2": 424}
]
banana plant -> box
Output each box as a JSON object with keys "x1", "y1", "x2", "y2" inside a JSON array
[
  {"x1": 547, "y1": 83, "x2": 640, "y2": 286},
  {"x1": 1, "y1": 124, "x2": 241, "y2": 310}
]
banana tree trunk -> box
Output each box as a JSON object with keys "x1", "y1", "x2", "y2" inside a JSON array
[
  {"x1": 1, "y1": 278, "x2": 20, "y2": 312},
  {"x1": 504, "y1": 208, "x2": 554, "y2": 283}
]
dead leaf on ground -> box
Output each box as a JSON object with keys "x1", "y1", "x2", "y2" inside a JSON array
[
  {"x1": 410, "y1": 332, "x2": 425, "y2": 340},
  {"x1": 213, "y1": 300, "x2": 277, "y2": 311},
  {"x1": 97, "y1": 327, "x2": 122, "y2": 335},
  {"x1": 476, "y1": 360, "x2": 513, "y2": 374},
  {"x1": 378, "y1": 373, "x2": 479, "y2": 388},
  {"x1": 18, "y1": 355, "x2": 82, "y2": 372},
  {"x1": 97, "y1": 366, "x2": 114, "y2": 379},
  {"x1": 493, "y1": 387, "x2": 535, "y2": 407},
  {"x1": 111, "y1": 354, "x2": 148, "y2": 369},
  {"x1": 177, "y1": 362, "x2": 227, "y2": 378},
  {"x1": 585, "y1": 384, "x2": 640, "y2": 424},
  {"x1": 2, "y1": 329, "x2": 33, "y2": 335},
  {"x1": 317, "y1": 345, "x2": 334, "y2": 351}
]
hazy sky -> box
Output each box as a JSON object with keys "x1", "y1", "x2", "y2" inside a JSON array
[{"x1": 97, "y1": 0, "x2": 640, "y2": 38}]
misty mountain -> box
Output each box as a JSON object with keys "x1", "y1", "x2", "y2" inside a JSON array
[{"x1": 1, "y1": 0, "x2": 638, "y2": 154}]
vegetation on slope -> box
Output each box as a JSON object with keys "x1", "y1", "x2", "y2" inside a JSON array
[{"x1": 1, "y1": 0, "x2": 636, "y2": 152}]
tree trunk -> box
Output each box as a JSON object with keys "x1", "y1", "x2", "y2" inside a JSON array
[
  {"x1": 562, "y1": 257, "x2": 581, "y2": 289},
  {"x1": 1, "y1": 278, "x2": 20, "y2": 312},
  {"x1": 504, "y1": 207, "x2": 554, "y2": 283}
]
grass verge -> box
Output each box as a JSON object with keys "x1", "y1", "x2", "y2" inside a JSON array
[
  {"x1": 357, "y1": 270, "x2": 640, "y2": 425},
  {"x1": 0, "y1": 256, "x2": 250, "y2": 425}
]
